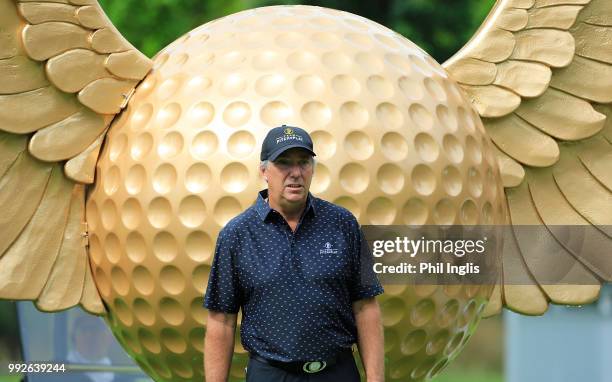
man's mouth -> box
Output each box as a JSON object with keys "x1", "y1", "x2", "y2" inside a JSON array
[{"x1": 286, "y1": 184, "x2": 302, "y2": 189}]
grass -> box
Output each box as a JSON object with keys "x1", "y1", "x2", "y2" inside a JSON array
[
  {"x1": 0, "y1": 376, "x2": 22, "y2": 382},
  {"x1": 432, "y1": 371, "x2": 503, "y2": 382}
]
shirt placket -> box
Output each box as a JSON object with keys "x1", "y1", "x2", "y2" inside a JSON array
[
  {"x1": 277, "y1": 211, "x2": 308, "y2": 271},
  {"x1": 281, "y1": 219, "x2": 297, "y2": 260}
]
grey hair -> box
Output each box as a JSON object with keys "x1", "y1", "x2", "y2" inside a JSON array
[{"x1": 259, "y1": 157, "x2": 316, "y2": 171}]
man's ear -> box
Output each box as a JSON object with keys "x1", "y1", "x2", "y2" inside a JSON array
[{"x1": 258, "y1": 163, "x2": 267, "y2": 182}]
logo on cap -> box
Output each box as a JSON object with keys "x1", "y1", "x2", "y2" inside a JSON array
[
  {"x1": 261, "y1": 124, "x2": 315, "y2": 161},
  {"x1": 276, "y1": 127, "x2": 303, "y2": 144}
]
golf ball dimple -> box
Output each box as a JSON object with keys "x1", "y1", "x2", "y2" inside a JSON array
[{"x1": 86, "y1": 5, "x2": 505, "y2": 381}]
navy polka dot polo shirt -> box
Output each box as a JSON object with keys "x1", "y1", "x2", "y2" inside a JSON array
[{"x1": 204, "y1": 189, "x2": 384, "y2": 362}]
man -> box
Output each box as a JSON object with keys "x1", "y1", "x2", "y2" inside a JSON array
[{"x1": 203, "y1": 125, "x2": 384, "y2": 382}]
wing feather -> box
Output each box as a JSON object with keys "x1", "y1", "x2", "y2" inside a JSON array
[
  {"x1": 528, "y1": 168, "x2": 612, "y2": 280},
  {"x1": 485, "y1": 114, "x2": 559, "y2": 167},
  {"x1": 576, "y1": 0, "x2": 612, "y2": 25},
  {"x1": 496, "y1": 7, "x2": 528, "y2": 31},
  {"x1": 70, "y1": 0, "x2": 96, "y2": 5},
  {"x1": 0, "y1": 0, "x2": 21, "y2": 59},
  {"x1": 493, "y1": 60, "x2": 550, "y2": 98},
  {"x1": 0, "y1": 133, "x2": 27, "y2": 177},
  {"x1": 0, "y1": 165, "x2": 72, "y2": 299},
  {"x1": 576, "y1": 138, "x2": 612, "y2": 191},
  {"x1": 0, "y1": 150, "x2": 52, "y2": 256},
  {"x1": 36, "y1": 185, "x2": 88, "y2": 312},
  {"x1": 106, "y1": 50, "x2": 152, "y2": 80},
  {"x1": 482, "y1": 284, "x2": 503, "y2": 317},
  {"x1": 0, "y1": 56, "x2": 48, "y2": 94},
  {"x1": 0, "y1": 86, "x2": 80, "y2": 134},
  {"x1": 503, "y1": 285, "x2": 549, "y2": 315},
  {"x1": 76, "y1": 5, "x2": 108, "y2": 29},
  {"x1": 0, "y1": 0, "x2": 152, "y2": 181},
  {"x1": 464, "y1": 28, "x2": 515, "y2": 63},
  {"x1": 78, "y1": 78, "x2": 137, "y2": 114},
  {"x1": 487, "y1": 199, "x2": 549, "y2": 316},
  {"x1": 22, "y1": 22, "x2": 91, "y2": 61},
  {"x1": 572, "y1": 23, "x2": 612, "y2": 63},
  {"x1": 535, "y1": 0, "x2": 589, "y2": 6},
  {"x1": 493, "y1": 145, "x2": 526, "y2": 187},
  {"x1": 79, "y1": 259, "x2": 104, "y2": 314},
  {"x1": 501, "y1": 212, "x2": 549, "y2": 315},
  {"x1": 64, "y1": 131, "x2": 106, "y2": 184},
  {"x1": 462, "y1": 85, "x2": 521, "y2": 117},
  {"x1": 507, "y1": 182, "x2": 601, "y2": 304},
  {"x1": 46, "y1": 49, "x2": 112, "y2": 93},
  {"x1": 18, "y1": 2, "x2": 79, "y2": 25},
  {"x1": 598, "y1": 104, "x2": 612, "y2": 143},
  {"x1": 0, "y1": 0, "x2": 153, "y2": 314},
  {"x1": 526, "y1": 5, "x2": 581, "y2": 29},
  {"x1": 445, "y1": 58, "x2": 496, "y2": 86},
  {"x1": 28, "y1": 108, "x2": 111, "y2": 162},
  {"x1": 19, "y1": 0, "x2": 71, "y2": 3},
  {"x1": 515, "y1": 88, "x2": 605, "y2": 140},
  {"x1": 553, "y1": 148, "x2": 612, "y2": 228},
  {"x1": 90, "y1": 27, "x2": 134, "y2": 53},
  {"x1": 445, "y1": 0, "x2": 612, "y2": 315},
  {"x1": 511, "y1": 29, "x2": 574, "y2": 67},
  {"x1": 509, "y1": 0, "x2": 535, "y2": 8},
  {"x1": 550, "y1": 56, "x2": 612, "y2": 103}
]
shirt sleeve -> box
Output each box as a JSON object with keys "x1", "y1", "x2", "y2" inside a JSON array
[
  {"x1": 203, "y1": 227, "x2": 241, "y2": 313},
  {"x1": 348, "y1": 218, "x2": 384, "y2": 302}
]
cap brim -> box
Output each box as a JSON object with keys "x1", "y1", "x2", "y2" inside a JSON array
[{"x1": 268, "y1": 144, "x2": 316, "y2": 161}]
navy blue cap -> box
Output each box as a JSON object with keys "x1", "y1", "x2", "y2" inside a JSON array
[{"x1": 260, "y1": 125, "x2": 316, "y2": 161}]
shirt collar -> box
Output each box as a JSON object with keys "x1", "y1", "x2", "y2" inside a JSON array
[{"x1": 255, "y1": 189, "x2": 316, "y2": 221}]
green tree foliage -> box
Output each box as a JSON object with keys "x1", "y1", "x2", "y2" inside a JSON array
[
  {"x1": 388, "y1": 0, "x2": 496, "y2": 61},
  {"x1": 0, "y1": 301, "x2": 20, "y2": 361},
  {"x1": 99, "y1": 0, "x2": 246, "y2": 57},
  {"x1": 99, "y1": 0, "x2": 495, "y2": 62}
]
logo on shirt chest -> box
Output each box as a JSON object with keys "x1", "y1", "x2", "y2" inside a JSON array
[{"x1": 319, "y1": 242, "x2": 338, "y2": 254}]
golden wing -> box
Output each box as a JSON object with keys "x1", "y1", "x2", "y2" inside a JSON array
[
  {"x1": 444, "y1": 0, "x2": 612, "y2": 316},
  {"x1": 0, "y1": 0, "x2": 152, "y2": 314}
]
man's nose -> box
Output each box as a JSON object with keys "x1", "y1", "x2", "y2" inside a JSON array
[{"x1": 288, "y1": 163, "x2": 302, "y2": 176}]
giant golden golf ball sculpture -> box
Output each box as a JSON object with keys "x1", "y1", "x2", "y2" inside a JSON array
[
  {"x1": 86, "y1": 7, "x2": 504, "y2": 381},
  {"x1": 3, "y1": 1, "x2": 611, "y2": 382}
]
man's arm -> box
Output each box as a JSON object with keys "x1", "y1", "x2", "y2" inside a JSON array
[
  {"x1": 204, "y1": 311, "x2": 238, "y2": 382},
  {"x1": 353, "y1": 297, "x2": 384, "y2": 382}
]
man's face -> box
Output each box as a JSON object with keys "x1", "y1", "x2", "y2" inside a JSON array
[{"x1": 262, "y1": 148, "x2": 314, "y2": 206}]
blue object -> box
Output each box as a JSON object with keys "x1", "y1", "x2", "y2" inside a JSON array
[
  {"x1": 506, "y1": 285, "x2": 612, "y2": 382},
  {"x1": 204, "y1": 190, "x2": 383, "y2": 362},
  {"x1": 259, "y1": 125, "x2": 316, "y2": 161}
]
